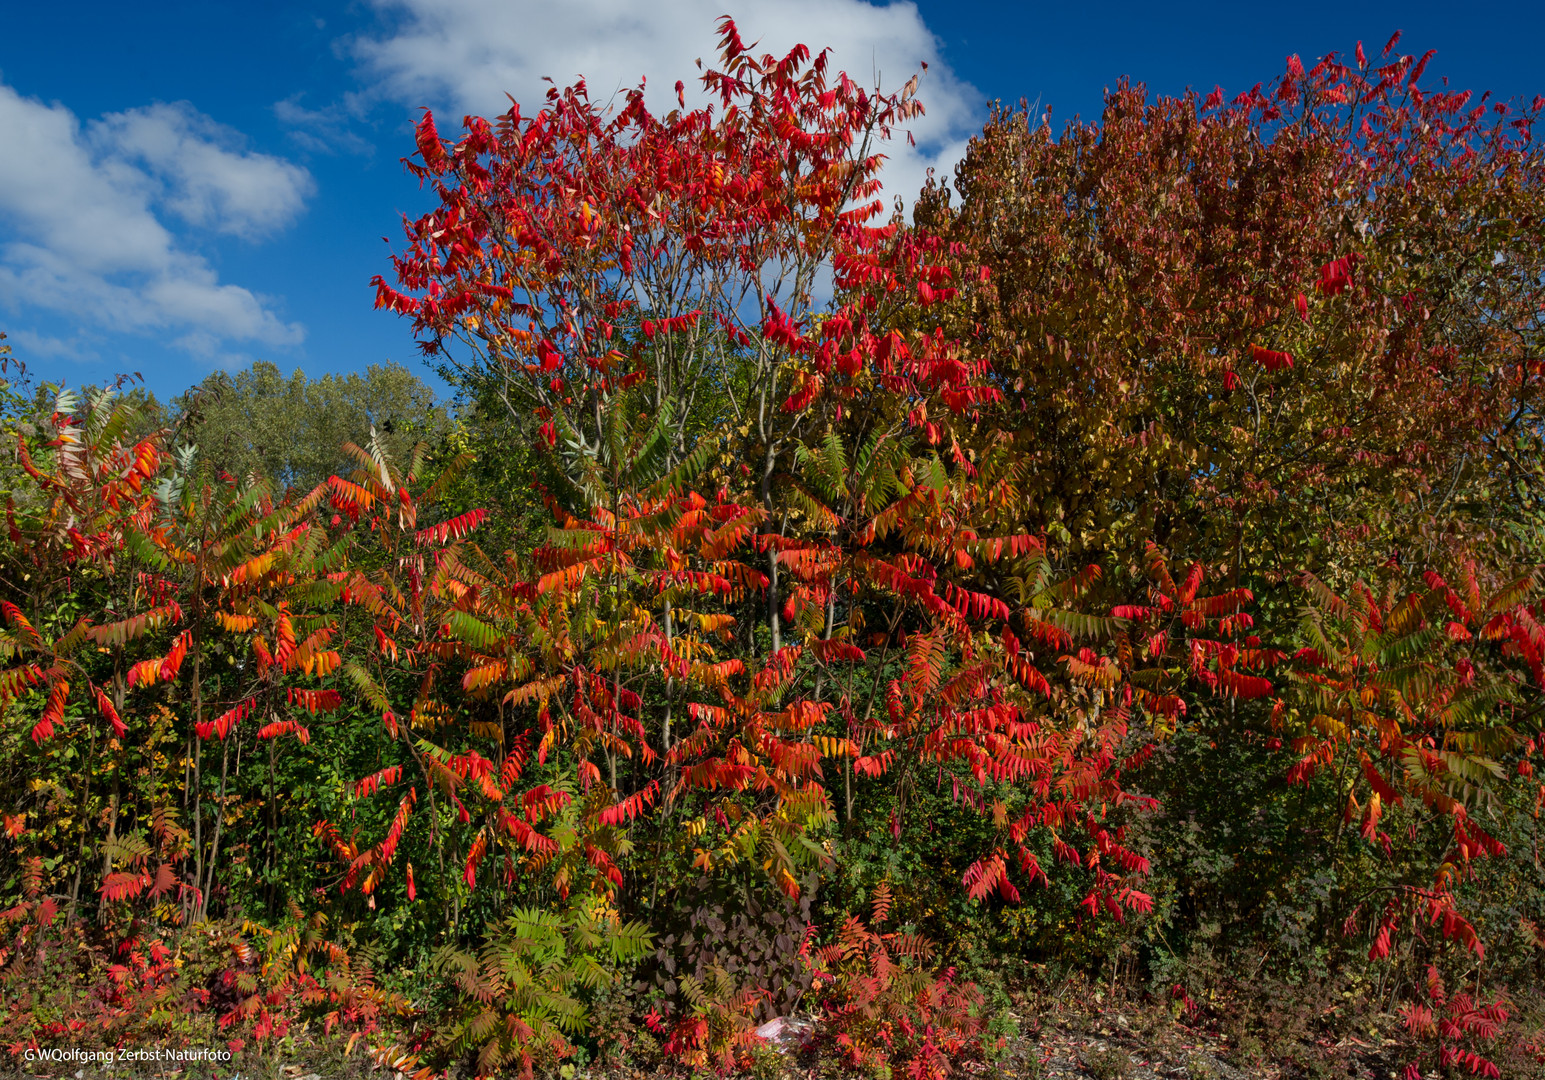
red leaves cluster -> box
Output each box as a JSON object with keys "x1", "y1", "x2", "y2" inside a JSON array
[
  {"x1": 1398, "y1": 966, "x2": 1509, "y2": 1079},
  {"x1": 802, "y1": 883, "x2": 991, "y2": 1080},
  {"x1": 1286, "y1": 565, "x2": 1545, "y2": 987},
  {"x1": 371, "y1": 17, "x2": 998, "y2": 467}
]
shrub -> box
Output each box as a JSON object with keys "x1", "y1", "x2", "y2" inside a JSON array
[{"x1": 807, "y1": 883, "x2": 994, "y2": 1080}]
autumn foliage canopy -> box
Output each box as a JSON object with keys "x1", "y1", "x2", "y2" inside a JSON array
[{"x1": 2, "y1": 21, "x2": 1543, "y2": 1080}]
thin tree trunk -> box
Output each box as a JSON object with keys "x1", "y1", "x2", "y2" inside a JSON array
[
  {"x1": 192, "y1": 735, "x2": 203, "y2": 912},
  {"x1": 845, "y1": 756, "x2": 854, "y2": 824},
  {"x1": 69, "y1": 723, "x2": 96, "y2": 911},
  {"x1": 610, "y1": 670, "x2": 621, "y2": 794},
  {"x1": 266, "y1": 740, "x2": 277, "y2": 915},
  {"x1": 199, "y1": 738, "x2": 230, "y2": 921},
  {"x1": 662, "y1": 598, "x2": 674, "y2": 754},
  {"x1": 767, "y1": 547, "x2": 782, "y2": 655},
  {"x1": 96, "y1": 765, "x2": 122, "y2": 924}
]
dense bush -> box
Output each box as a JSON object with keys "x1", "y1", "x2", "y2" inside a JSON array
[{"x1": 2, "y1": 22, "x2": 1543, "y2": 1080}]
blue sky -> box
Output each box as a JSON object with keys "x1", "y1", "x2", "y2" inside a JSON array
[{"x1": 2, "y1": 1, "x2": 1541, "y2": 404}]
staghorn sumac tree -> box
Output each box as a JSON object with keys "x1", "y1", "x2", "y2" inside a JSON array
[
  {"x1": 370, "y1": 17, "x2": 999, "y2": 653},
  {"x1": 0, "y1": 385, "x2": 367, "y2": 924},
  {"x1": 360, "y1": 13, "x2": 1192, "y2": 911},
  {"x1": 1287, "y1": 564, "x2": 1545, "y2": 965},
  {"x1": 0, "y1": 385, "x2": 408, "y2": 1054},
  {"x1": 353, "y1": 20, "x2": 1199, "y2": 1074}
]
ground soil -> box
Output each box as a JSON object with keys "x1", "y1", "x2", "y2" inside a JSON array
[{"x1": 5, "y1": 980, "x2": 1537, "y2": 1080}]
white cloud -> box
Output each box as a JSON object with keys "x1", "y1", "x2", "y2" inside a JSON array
[
  {"x1": 352, "y1": 0, "x2": 982, "y2": 215},
  {"x1": 0, "y1": 83, "x2": 310, "y2": 355},
  {"x1": 274, "y1": 94, "x2": 375, "y2": 157},
  {"x1": 89, "y1": 102, "x2": 315, "y2": 238},
  {"x1": 2, "y1": 327, "x2": 99, "y2": 363}
]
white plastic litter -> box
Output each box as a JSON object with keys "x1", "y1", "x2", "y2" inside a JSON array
[{"x1": 754, "y1": 1016, "x2": 814, "y2": 1052}]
